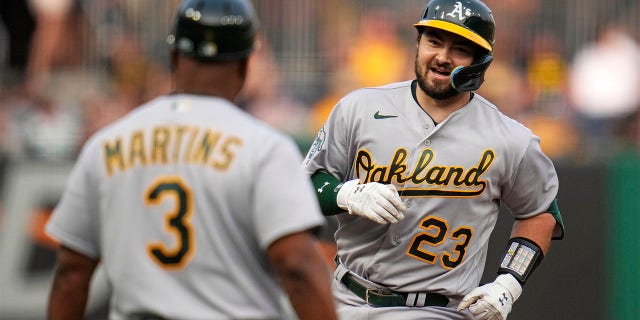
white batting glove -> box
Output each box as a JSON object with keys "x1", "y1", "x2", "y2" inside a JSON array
[
  {"x1": 336, "y1": 179, "x2": 407, "y2": 224},
  {"x1": 457, "y1": 274, "x2": 522, "y2": 320}
]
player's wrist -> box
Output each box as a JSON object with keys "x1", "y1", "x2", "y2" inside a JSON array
[
  {"x1": 336, "y1": 179, "x2": 360, "y2": 211},
  {"x1": 497, "y1": 237, "x2": 544, "y2": 285},
  {"x1": 495, "y1": 273, "x2": 522, "y2": 302}
]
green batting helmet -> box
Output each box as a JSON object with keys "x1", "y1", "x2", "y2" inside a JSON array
[
  {"x1": 414, "y1": 0, "x2": 495, "y2": 52},
  {"x1": 414, "y1": 0, "x2": 495, "y2": 91},
  {"x1": 168, "y1": 0, "x2": 259, "y2": 62}
]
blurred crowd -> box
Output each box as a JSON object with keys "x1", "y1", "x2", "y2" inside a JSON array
[{"x1": 1, "y1": 0, "x2": 639, "y2": 166}]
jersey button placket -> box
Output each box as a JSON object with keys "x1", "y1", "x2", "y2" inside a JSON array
[{"x1": 423, "y1": 126, "x2": 436, "y2": 146}]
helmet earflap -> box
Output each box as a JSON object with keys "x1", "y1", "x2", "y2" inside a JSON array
[{"x1": 450, "y1": 54, "x2": 493, "y2": 91}]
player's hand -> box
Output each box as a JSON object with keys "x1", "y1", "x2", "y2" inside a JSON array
[
  {"x1": 457, "y1": 274, "x2": 522, "y2": 320},
  {"x1": 336, "y1": 179, "x2": 406, "y2": 224}
]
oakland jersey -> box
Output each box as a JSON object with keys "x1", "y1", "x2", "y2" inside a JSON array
[
  {"x1": 47, "y1": 94, "x2": 325, "y2": 319},
  {"x1": 303, "y1": 80, "x2": 559, "y2": 304}
]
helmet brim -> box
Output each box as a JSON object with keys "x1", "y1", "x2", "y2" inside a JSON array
[{"x1": 414, "y1": 20, "x2": 493, "y2": 52}]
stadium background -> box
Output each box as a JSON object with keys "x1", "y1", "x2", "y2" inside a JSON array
[{"x1": 0, "y1": 0, "x2": 639, "y2": 319}]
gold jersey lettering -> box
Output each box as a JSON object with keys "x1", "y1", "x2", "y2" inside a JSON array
[
  {"x1": 354, "y1": 148, "x2": 495, "y2": 197},
  {"x1": 213, "y1": 137, "x2": 242, "y2": 170},
  {"x1": 102, "y1": 126, "x2": 243, "y2": 175},
  {"x1": 173, "y1": 126, "x2": 188, "y2": 163},
  {"x1": 104, "y1": 138, "x2": 126, "y2": 176},
  {"x1": 152, "y1": 127, "x2": 170, "y2": 164},
  {"x1": 129, "y1": 130, "x2": 147, "y2": 167},
  {"x1": 184, "y1": 127, "x2": 199, "y2": 163},
  {"x1": 191, "y1": 130, "x2": 221, "y2": 165}
]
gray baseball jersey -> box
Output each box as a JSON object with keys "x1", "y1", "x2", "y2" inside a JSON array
[
  {"x1": 46, "y1": 94, "x2": 325, "y2": 320},
  {"x1": 303, "y1": 80, "x2": 559, "y2": 306}
]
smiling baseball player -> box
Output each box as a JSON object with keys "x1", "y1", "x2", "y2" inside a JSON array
[{"x1": 303, "y1": 0, "x2": 565, "y2": 319}]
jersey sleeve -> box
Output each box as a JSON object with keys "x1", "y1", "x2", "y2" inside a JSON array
[
  {"x1": 303, "y1": 99, "x2": 352, "y2": 180},
  {"x1": 45, "y1": 138, "x2": 102, "y2": 259},
  {"x1": 253, "y1": 136, "x2": 326, "y2": 250},
  {"x1": 501, "y1": 135, "x2": 560, "y2": 220}
]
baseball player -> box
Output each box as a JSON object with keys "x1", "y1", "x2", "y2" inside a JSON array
[
  {"x1": 45, "y1": 1, "x2": 337, "y2": 319},
  {"x1": 303, "y1": 0, "x2": 565, "y2": 319}
]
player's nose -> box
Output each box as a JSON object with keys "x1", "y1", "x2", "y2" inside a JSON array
[{"x1": 433, "y1": 47, "x2": 454, "y2": 65}]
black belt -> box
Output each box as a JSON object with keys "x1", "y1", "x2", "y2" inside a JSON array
[{"x1": 341, "y1": 273, "x2": 449, "y2": 308}]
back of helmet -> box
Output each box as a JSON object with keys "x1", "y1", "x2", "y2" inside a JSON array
[{"x1": 168, "y1": 0, "x2": 259, "y2": 62}]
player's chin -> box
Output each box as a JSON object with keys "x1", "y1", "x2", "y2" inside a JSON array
[{"x1": 424, "y1": 82, "x2": 458, "y2": 100}]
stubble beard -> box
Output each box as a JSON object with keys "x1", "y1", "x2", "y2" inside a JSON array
[{"x1": 415, "y1": 59, "x2": 459, "y2": 100}]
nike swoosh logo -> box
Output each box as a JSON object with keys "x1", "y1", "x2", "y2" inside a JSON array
[{"x1": 374, "y1": 111, "x2": 398, "y2": 119}]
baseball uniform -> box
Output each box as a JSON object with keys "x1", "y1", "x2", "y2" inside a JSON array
[
  {"x1": 303, "y1": 80, "x2": 559, "y2": 319},
  {"x1": 47, "y1": 94, "x2": 326, "y2": 319}
]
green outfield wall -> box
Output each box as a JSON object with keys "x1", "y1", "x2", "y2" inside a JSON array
[{"x1": 608, "y1": 150, "x2": 640, "y2": 320}]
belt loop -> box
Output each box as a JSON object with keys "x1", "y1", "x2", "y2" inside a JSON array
[
  {"x1": 405, "y1": 292, "x2": 417, "y2": 307},
  {"x1": 416, "y1": 292, "x2": 427, "y2": 307},
  {"x1": 334, "y1": 263, "x2": 350, "y2": 282}
]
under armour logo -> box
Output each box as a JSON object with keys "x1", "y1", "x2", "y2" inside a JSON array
[
  {"x1": 499, "y1": 293, "x2": 509, "y2": 306},
  {"x1": 354, "y1": 185, "x2": 366, "y2": 193},
  {"x1": 317, "y1": 182, "x2": 330, "y2": 193}
]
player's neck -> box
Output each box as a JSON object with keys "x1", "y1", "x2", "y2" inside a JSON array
[
  {"x1": 172, "y1": 57, "x2": 246, "y2": 102},
  {"x1": 417, "y1": 90, "x2": 472, "y2": 123}
]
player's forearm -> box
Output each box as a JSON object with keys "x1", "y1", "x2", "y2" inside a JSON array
[
  {"x1": 48, "y1": 283, "x2": 89, "y2": 320},
  {"x1": 48, "y1": 246, "x2": 98, "y2": 320},
  {"x1": 284, "y1": 266, "x2": 338, "y2": 320},
  {"x1": 310, "y1": 171, "x2": 344, "y2": 216},
  {"x1": 510, "y1": 212, "x2": 557, "y2": 255},
  {"x1": 48, "y1": 268, "x2": 92, "y2": 320},
  {"x1": 268, "y1": 232, "x2": 338, "y2": 320}
]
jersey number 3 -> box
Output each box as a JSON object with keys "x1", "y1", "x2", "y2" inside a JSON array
[
  {"x1": 145, "y1": 176, "x2": 194, "y2": 269},
  {"x1": 406, "y1": 216, "x2": 472, "y2": 270}
]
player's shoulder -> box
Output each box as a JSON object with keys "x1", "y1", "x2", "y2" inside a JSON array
[
  {"x1": 335, "y1": 80, "x2": 413, "y2": 113},
  {"x1": 473, "y1": 94, "x2": 532, "y2": 131},
  {"x1": 86, "y1": 96, "x2": 163, "y2": 139},
  {"x1": 76, "y1": 97, "x2": 155, "y2": 158},
  {"x1": 470, "y1": 94, "x2": 538, "y2": 145},
  {"x1": 163, "y1": 94, "x2": 297, "y2": 148},
  {"x1": 81, "y1": 94, "x2": 297, "y2": 158},
  {"x1": 91, "y1": 94, "x2": 269, "y2": 135},
  {"x1": 343, "y1": 80, "x2": 411, "y2": 99}
]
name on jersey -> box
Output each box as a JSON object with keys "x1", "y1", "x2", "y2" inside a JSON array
[
  {"x1": 103, "y1": 125, "x2": 242, "y2": 176},
  {"x1": 355, "y1": 148, "x2": 494, "y2": 197}
]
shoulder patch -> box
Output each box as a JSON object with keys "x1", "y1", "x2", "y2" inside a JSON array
[{"x1": 304, "y1": 127, "x2": 326, "y2": 165}]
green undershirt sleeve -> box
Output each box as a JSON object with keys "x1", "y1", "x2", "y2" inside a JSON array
[
  {"x1": 310, "y1": 171, "x2": 346, "y2": 216},
  {"x1": 546, "y1": 198, "x2": 565, "y2": 240}
]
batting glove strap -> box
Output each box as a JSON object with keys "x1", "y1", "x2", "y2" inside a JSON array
[
  {"x1": 457, "y1": 274, "x2": 522, "y2": 320},
  {"x1": 336, "y1": 179, "x2": 406, "y2": 224}
]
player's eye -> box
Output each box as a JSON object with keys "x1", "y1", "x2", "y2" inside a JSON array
[
  {"x1": 452, "y1": 45, "x2": 474, "y2": 57},
  {"x1": 422, "y1": 32, "x2": 443, "y2": 47}
]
